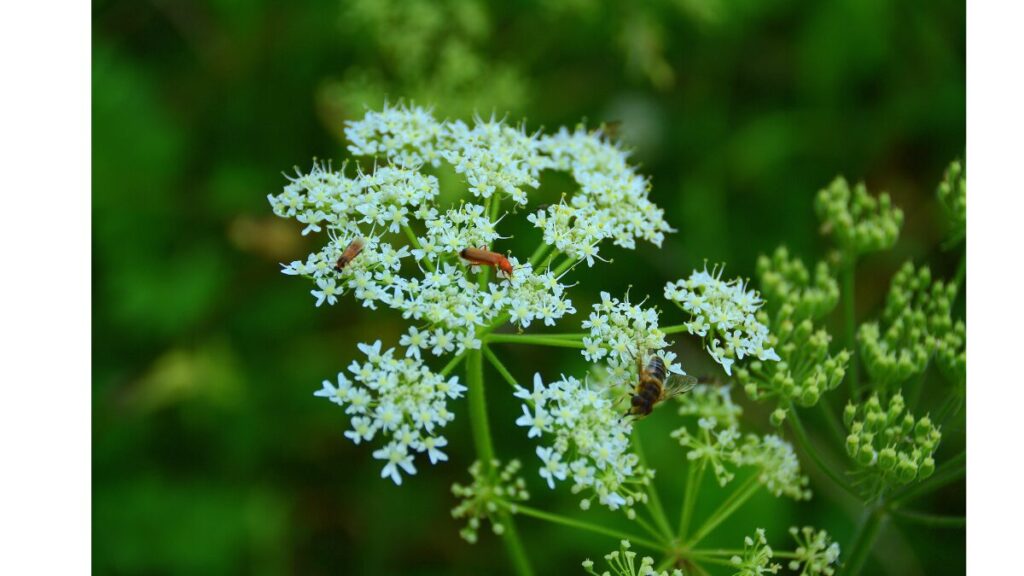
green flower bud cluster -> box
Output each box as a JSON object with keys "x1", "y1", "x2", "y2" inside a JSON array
[
  {"x1": 937, "y1": 160, "x2": 966, "y2": 245},
  {"x1": 815, "y1": 176, "x2": 903, "y2": 258},
  {"x1": 735, "y1": 303, "x2": 850, "y2": 425},
  {"x1": 756, "y1": 246, "x2": 839, "y2": 322},
  {"x1": 581, "y1": 540, "x2": 683, "y2": 576},
  {"x1": 451, "y1": 459, "x2": 529, "y2": 543},
  {"x1": 858, "y1": 262, "x2": 956, "y2": 387},
  {"x1": 936, "y1": 319, "x2": 966, "y2": 387},
  {"x1": 844, "y1": 393, "x2": 940, "y2": 491},
  {"x1": 674, "y1": 386, "x2": 811, "y2": 500}
]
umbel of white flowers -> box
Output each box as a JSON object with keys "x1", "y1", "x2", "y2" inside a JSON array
[{"x1": 271, "y1": 104, "x2": 673, "y2": 484}]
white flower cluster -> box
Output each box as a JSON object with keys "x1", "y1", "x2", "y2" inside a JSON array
[
  {"x1": 581, "y1": 292, "x2": 682, "y2": 383},
  {"x1": 672, "y1": 385, "x2": 810, "y2": 500},
  {"x1": 513, "y1": 373, "x2": 650, "y2": 513},
  {"x1": 533, "y1": 126, "x2": 673, "y2": 264},
  {"x1": 275, "y1": 104, "x2": 674, "y2": 488},
  {"x1": 664, "y1": 266, "x2": 780, "y2": 375},
  {"x1": 314, "y1": 341, "x2": 466, "y2": 485},
  {"x1": 271, "y1": 104, "x2": 668, "y2": 352}
]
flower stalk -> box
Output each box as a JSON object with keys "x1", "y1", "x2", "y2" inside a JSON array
[{"x1": 466, "y1": 349, "x2": 534, "y2": 576}]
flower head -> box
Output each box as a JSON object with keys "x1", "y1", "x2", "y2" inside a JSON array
[
  {"x1": 756, "y1": 246, "x2": 839, "y2": 322},
  {"x1": 844, "y1": 392, "x2": 941, "y2": 494},
  {"x1": 451, "y1": 459, "x2": 529, "y2": 543},
  {"x1": 515, "y1": 373, "x2": 650, "y2": 513},
  {"x1": 582, "y1": 291, "x2": 682, "y2": 384},
  {"x1": 674, "y1": 386, "x2": 810, "y2": 499},
  {"x1": 858, "y1": 262, "x2": 957, "y2": 387},
  {"x1": 664, "y1": 266, "x2": 779, "y2": 375},
  {"x1": 815, "y1": 176, "x2": 903, "y2": 258},
  {"x1": 314, "y1": 340, "x2": 466, "y2": 485}
]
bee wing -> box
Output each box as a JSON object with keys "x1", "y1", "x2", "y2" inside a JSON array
[{"x1": 662, "y1": 374, "x2": 698, "y2": 400}]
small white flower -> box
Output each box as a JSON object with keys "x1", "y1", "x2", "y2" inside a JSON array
[{"x1": 373, "y1": 442, "x2": 417, "y2": 485}]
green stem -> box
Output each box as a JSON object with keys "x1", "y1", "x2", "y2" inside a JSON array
[
  {"x1": 661, "y1": 324, "x2": 690, "y2": 336},
  {"x1": 690, "y1": 548, "x2": 799, "y2": 559},
  {"x1": 552, "y1": 256, "x2": 580, "y2": 277},
  {"x1": 842, "y1": 257, "x2": 860, "y2": 399},
  {"x1": 935, "y1": 384, "x2": 965, "y2": 428},
  {"x1": 482, "y1": 345, "x2": 521, "y2": 392},
  {"x1": 401, "y1": 224, "x2": 435, "y2": 272},
  {"x1": 818, "y1": 400, "x2": 849, "y2": 448},
  {"x1": 687, "y1": 475, "x2": 761, "y2": 546},
  {"x1": 889, "y1": 508, "x2": 965, "y2": 528},
  {"x1": 788, "y1": 409, "x2": 859, "y2": 499},
  {"x1": 683, "y1": 554, "x2": 737, "y2": 569},
  {"x1": 508, "y1": 503, "x2": 666, "y2": 552},
  {"x1": 497, "y1": 510, "x2": 534, "y2": 576},
  {"x1": 465, "y1": 350, "x2": 533, "y2": 576},
  {"x1": 839, "y1": 504, "x2": 886, "y2": 576},
  {"x1": 486, "y1": 333, "x2": 586, "y2": 349},
  {"x1": 678, "y1": 461, "x2": 706, "y2": 541},
  {"x1": 441, "y1": 351, "x2": 468, "y2": 377},
  {"x1": 527, "y1": 242, "x2": 552, "y2": 268},
  {"x1": 632, "y1": 433, "x2": 674, "y2": 540}
]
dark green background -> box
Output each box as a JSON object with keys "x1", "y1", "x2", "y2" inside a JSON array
[{"x1": 93, "y1": 0, "x2": 965, "y2": 573}]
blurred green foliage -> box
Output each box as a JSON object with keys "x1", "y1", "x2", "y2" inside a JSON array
[{"x1": 93, "y1": 0, "x2": 964, "y2": 573}]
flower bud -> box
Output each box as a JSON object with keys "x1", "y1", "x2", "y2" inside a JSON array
[
  {"x1": 771, "y1": 408, "x2": 787, "y2": 427},
  {"x1": 878, "y1": 447, "x2": 898, "y2": 471}
]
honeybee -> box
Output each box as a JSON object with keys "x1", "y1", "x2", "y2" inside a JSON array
[
  {"x1": 460, "y1": 246, "x2": 514, "y2": 278},
  {"x1": 334, "y1": 237, "x2": 365, "y2": 272},
  {"x1": 627, "y1": 353, "x2": 697, "y2": 418}
]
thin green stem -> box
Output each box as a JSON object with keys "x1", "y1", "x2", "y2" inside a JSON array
[
  {"x1": 788, "y1": 408, "x2": 859, "y2": 499},
  {"x1": 935, "y1": 384, "x2": 965, "y2": 428},
  {"x1": 889, "y1": 508, "x2": 965, "y2": 528},
  {"x1": 441, "y1": 351, "x2": 468, "y2": 377},
  {"x1": 690, "y1": 548, "x2": 799, "y2": 559},
  {"x1": 465, "y1": 350, "x2": 533, "y2": 576},
  {"x1": 507, "y1": 503, "x2": 666, "y2": 552},
  {"x1": 818, "y1": 400, "x2": 849, "y2": 448},
  {"x1": 906, "y1": 365, "x2": 929, "y2": 414},
  {"x1": 401, "y1": 224, "x2": 435, "y2": 272},
  {"x1": 683, "y1": 554, "x2": 737, "y2": 569},
  {"x1": 661, "y1": 324, "x2": 690, "y2": 336},
  {"x1": 634, "y1": 514, "x2": 670, "y2": 544},
  {"x1": 632, "y1": 433, "x2": 674, "y2": 541},
  {"x1": 482, "y1": 345, "x2": 521, "y2": 392},
  {"x1": 678, "y1": 461, "x2": 705, "y2": 541},
  {"x1": 486, "y1": 333, "x2": 586, "y2": 349},
  {"x1": 552, "y1": 256, "x2": 580, "y2": 277},
  {"x1": 839, "y1": 504, "x2": 886, "y2": 576},
  {"x1": 687, "y1": 475, "x2": 761, "y2": 546},
  {"x1": 527, "y1": 242, "x2": 552, "y2": 268},
  {"x1": 497, "y1": 510, "x2": 534, "y2": 576},
  {"x1": 466, "y1": 350, "x2": 495, "y2": 464},
  {"x1": 842, "y1": 257, "x2": 860, "y2": 399}
]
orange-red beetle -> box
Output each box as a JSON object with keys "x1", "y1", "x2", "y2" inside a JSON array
[
  {"x1": 334, "y1": 238, "x2": 365, "y2": 272},
  {"x1": 460, "y1": 247, "x2": 513, "y2": 278}
]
